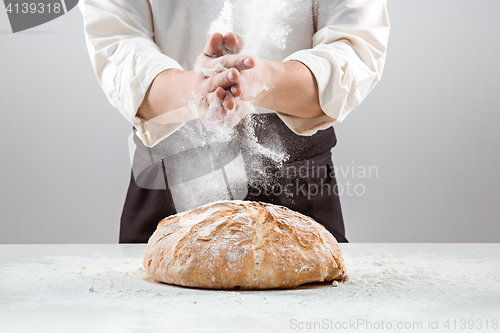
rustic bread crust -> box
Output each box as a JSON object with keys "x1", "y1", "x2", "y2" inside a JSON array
[{"x1": 143, "y1": 201, "x2": 346, "y2": 289}]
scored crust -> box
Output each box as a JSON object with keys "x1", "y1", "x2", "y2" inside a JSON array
[{"x1": 143, "y1": 200, "x2": 346, "y2": 289}]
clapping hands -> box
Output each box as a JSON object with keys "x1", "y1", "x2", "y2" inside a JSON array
[{"x1": 195, "y1": 32, "x2": 268, "y2": 131}]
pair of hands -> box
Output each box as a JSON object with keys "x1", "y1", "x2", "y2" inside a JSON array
[
  {"x1": 137, "y1": 31, "x2": 323, "y2": 131},
  {"x1": 193, "y1": 32, "x2": 266, "y2": 130}
]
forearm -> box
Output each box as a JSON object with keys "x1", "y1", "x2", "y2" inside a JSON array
[
  {"x1": 137, "y1": 69, "x2": 197, "y2": 121},
  {"x1": 256, "y1": 60, "x2": 324, "y2": 119}
]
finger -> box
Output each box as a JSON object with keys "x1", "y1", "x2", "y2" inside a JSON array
[
  {"x1": 201, "y1": 92, "x2": 225, "y2": 131},
  {"x1": 205, "y1": 68, "x2": 240, "y2": 92},
  {"x1": 200, "y1": 88, "x2": 222, "y2": 110},
  {"x1": 224, "y1": 101, "x2": 247, "y2": 129},
  {"x1": 203, "y1": 33, "x2": 224, "y2": 58},
  {"x1": 203, "y1": 55, "x2": 254, "y2": 73},
  {"x1": 215, "y1": 87, "x2": 226, "y2": 101},
  {"x1": 223, "y1": 32, "x2": 244, "y2": 54},
  {"x1": 230, "y1": 81, "x2": 242, "y2": 98},
  {"x1": 205, "y1": 87, "x2": 226, "y2": 106},
  {"x1": 222, "y1": 90, "x2": 237, "y2": 111}
]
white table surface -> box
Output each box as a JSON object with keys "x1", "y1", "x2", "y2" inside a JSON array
[{"x1": 1, "y1": 243, "x2": 499, "y2": 333}]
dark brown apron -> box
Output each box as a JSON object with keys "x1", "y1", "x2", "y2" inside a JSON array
[{"x1": 119, "y1": 113, "x2": 347, "y2": 243}]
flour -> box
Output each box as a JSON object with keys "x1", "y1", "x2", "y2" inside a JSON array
[
  {"x1": 209, "y1": 0, "x2": 293, "y2": 57},
  {"x1": 193, "y1": 1, "x2": 293, "y2": 195},
  {"x1": 198, "y1": 63, "x2": 228, "y2": 78},
  {"x1": 133, "y1": 1, "x2": 295, "y2": 210},
  {"x1": 208, "y1": 1, "x2": 234, "y2": 38},
  {"x1": 248, "y1": 83, "x2": 268, "y2": 98}
]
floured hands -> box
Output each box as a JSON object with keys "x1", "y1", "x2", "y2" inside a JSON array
[
  {"x1": 195, "y1": 33, "x2": 251, "y2": 131},
  {"x1": 198, "y1": 32, "x2": 324, "y2": 123},
  {"x1": 196, "y1": 33, "x2": 274, "y2": 131},
  {"x1": 136, "y1": 33, "x2": 253, "y2": 130},
  {"x1": 137, "y1": 32, "x2": 321, "y2": 133}
]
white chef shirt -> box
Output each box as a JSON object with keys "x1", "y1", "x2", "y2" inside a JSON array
[{"x1": 79, "y1": 0, "x2": 390, "y2": 147}]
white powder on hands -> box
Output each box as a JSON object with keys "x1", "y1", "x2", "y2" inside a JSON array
[
  {"x1": 248, "y1": 83, "x2": 268, "y2": 98},
  {"x1": 203, "y1": 0, "x2": 291, "y2": 165},
  {"x1": 198, "y1": 63, "x2": 229, "y2": 78},
  {"x1": 147, "y1": 0, "x2": 294, "y2": 209}
]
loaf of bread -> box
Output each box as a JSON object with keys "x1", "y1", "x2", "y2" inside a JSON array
[{"x1": 143, "y1": 201, "x2": 346, "y2": 289}]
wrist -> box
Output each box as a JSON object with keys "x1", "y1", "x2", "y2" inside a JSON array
[
  {"x1": 138, "y1": 69, "x2": 197, "y2": 120},
  {"x1": 253, "y1": 59, "x2": 282, "y2": 106},
  {"x1": 253, "y1": 60, "x2": 323, "y2": 118}
]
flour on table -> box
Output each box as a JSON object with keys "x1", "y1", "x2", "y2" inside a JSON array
[{"x1": 2, "y1": 245, "x2": 499, "y2": 323}]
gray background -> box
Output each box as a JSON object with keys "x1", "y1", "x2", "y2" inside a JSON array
[{"x1": 1, "y1": 1, "x2": 499, "y2": 244}]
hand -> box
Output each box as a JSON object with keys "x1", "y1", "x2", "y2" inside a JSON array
[
  {"x1": 201, "y1": 33, "x2": 269, "y2": 114},
  {"x1": 136, "y1": 33, "x2": 252, "y2": 126},
  {"x1": 203, "y1": 32, "x2": 324, "y2": 120},
  {"x1": 137, "y1": 32, "x2": 321, "y2": 130},
  {"x1": 194, "y1": 33, "x2": 255, "y2": 130},
  {"x1": 209, "y1": 34, "x2": 324, "y2": 119}
]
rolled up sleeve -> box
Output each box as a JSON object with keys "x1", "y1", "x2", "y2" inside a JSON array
[
  {"x1": 281, "y1": 0, "x2": 390, "y2": 135},
  {"x1": 78, "y1": 0, "x2": 183, "y2": 142}
]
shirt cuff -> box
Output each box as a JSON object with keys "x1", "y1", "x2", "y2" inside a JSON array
[
  {"x1": 274, "y1": 112, "x2": 337, "y2": 136},
  {"x1": 283, "y1": 48, "x2": 360, "y2": 126},
  {"x1": 112, "y1": 51, "x2": 184, "y2": 146}
]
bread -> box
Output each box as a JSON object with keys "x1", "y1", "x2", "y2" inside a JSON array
[{"x1": 143, "y1": 201, "x2": 346, "y2": 289}]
